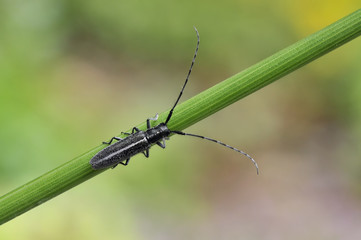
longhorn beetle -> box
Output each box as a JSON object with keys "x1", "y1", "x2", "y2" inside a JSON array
[{"x1": 90, "y1": 27, "x2": 259, "y2": 174}]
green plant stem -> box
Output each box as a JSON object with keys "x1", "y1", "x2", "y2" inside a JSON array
[{"x1": 1, "y1": 9, "x2": 361, "y2": 225}]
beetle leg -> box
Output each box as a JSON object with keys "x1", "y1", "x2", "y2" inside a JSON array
[
  {"x1": 156, "y1": 138, "x2": 166, "y2": 148},
  {"x1": 147, "y1": 113, "x2": 159, "y2": 129},
  {"x1": 132, "y1": 127, "x2": 140, "y2": 133},
  {"x1": 119, "y1": 158, "x2": 130, "y2": 166},
  {"x1": 103, "y1": 136, "x2": 122, "y2": 145},
  {"x1": 143, "y1": 149, "x2": 149, "y2": 158}
]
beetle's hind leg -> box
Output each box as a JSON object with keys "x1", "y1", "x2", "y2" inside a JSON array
[
  {"x1": 113, "y1": 158, "x2": 130, "y2": 168},
  {"x1": 132, "y1": 127, "x2": 141, "y2": 133},
  {"x1": 122, "y1": 127, "x2": 140, "y2": 136},
  {"x1": 103, "y1": 136, "x2": 122, "y2": 145},
  {"x1": 119, "y1": 158, "x2": 130, "y2": 166}
]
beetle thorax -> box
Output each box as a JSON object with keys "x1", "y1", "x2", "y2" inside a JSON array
[{"x1": 145, "y1": 123, "x2": 170, "y2": 144}]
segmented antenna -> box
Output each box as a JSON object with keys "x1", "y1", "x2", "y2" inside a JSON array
[
  {"x1": 171, "y1": 131, "x2": 259, "y2": 174},
  {"x1": 165, "y1": 27, "x2": 200, "y2": 124}
]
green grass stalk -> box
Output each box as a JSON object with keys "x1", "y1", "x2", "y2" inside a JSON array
[{"x1": 1, "y1": 9, "x2": 360, "y2": 225}]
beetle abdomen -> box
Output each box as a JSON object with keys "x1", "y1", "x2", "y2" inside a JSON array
[{"x1": 90, "y1": 131, "x2": 149, "y2": 169}]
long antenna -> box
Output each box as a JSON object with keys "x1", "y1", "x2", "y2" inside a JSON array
[
  {"x1": 171, "y1": 131, "x2": 259, "y2": 174},
  {"x1": 165, "y1": 27, "x2": 200, "y2": 124}
]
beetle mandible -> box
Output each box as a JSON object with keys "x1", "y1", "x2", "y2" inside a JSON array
[{"x1": 90, "y1": 27, "x2": 259, "y2": 174}]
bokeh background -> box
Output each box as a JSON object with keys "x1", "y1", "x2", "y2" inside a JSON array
[{"x1": 1, "y1": 1, "x2": 361, "y2": 239}]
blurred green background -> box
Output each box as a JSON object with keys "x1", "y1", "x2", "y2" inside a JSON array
[{"x1": 1, "y1": 0, "x2": 361, "y2": 239}]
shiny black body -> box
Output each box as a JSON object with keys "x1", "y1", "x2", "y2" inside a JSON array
[
  {"x1": 90, "y1": 123, "x2": 170, "y2": 169},
  {"x1": 89, "y1": 28, "x2": 259, "y2": 173}
]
